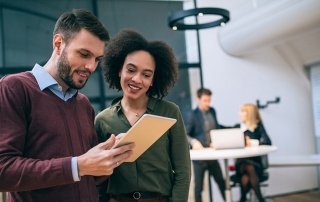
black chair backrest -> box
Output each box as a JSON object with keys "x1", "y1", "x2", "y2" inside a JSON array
[
  {"x1": 261, "y1": 155, "x2": 269, "y2": 170},
  {"x1": 260, "y1": 155, "x2": 269, "y2": 183}
]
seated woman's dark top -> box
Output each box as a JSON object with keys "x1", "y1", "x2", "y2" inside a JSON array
[{"x1": 235, "y1": 122, "x2": 272, "y2": 178}]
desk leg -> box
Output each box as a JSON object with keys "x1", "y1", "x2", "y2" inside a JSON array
[
  {"x1": 208, "y1": 175, "x2": 213, "y2": 202},
  {"x1": 224, "y1": 159, "x2": 232, "y2": 202}
]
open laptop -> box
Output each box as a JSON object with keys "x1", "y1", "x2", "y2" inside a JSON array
[{"x1": 210, "y1": 128, "x2": 245, "y2": 149}]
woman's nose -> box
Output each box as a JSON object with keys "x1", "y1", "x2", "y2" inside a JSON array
[{"x1": 132, "y1": 73, "x2": 142, "y2": 83}]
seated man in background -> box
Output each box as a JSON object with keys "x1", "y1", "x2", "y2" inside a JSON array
[{"x1": 185, "y1": 88, "x2": 226, "y2": 202}]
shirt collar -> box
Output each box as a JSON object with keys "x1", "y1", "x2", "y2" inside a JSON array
[
  {"x1": 31, "y1": 64, "x2": 57, "y2": 91},
  {"x1": 112, "y1": 96, "x2": 157, "y2": 114},
  {"x1": 31, "y1": 63, "x2": 77, "y2": 95}
]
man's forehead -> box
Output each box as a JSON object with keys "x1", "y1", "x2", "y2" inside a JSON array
[{"x1": 68, "y1": 29, "x2": 105, "y2": 56}]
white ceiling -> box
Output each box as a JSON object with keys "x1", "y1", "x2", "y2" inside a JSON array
[
  {"x1": 215, "y1": 0, "x2": 320, "y2": 66},
  {"x1": 281, "y1": 27, "x2": 320, "y2": 66}
]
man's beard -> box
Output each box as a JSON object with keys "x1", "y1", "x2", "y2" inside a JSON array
[{"x1": 57, "y1": 50, "x2": 88, "y2": 90}]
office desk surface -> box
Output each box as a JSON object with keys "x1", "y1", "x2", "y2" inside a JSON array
[
  {"x1": 190, "y1": 145, "x2": 277, "y2": 160},
  {"x1": 269, "y1": 154, "x2": 320, "y2": 167},
  {"x1": 189, "y1": 145, "x2": 277, "y2": 202}
]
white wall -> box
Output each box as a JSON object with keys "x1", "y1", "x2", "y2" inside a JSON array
[{"x1": 185, "y1": 0, "x2": 318, "y2": 198}]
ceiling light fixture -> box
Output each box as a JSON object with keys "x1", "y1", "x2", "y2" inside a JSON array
[{"x1": 168, "y1": 7, "x2": 230, "y2": 30}]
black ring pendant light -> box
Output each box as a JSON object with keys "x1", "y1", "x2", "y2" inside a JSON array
[{"x1": 168, "y1": 7, "x2": 230, "y2": 30}]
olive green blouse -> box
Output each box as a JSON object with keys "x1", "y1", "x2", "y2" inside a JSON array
[{"x1": 95, "y1": 97, "x2": 191, "y2": 202}]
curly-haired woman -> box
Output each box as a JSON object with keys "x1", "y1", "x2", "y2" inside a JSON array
[{"x1": 95, "y1": 29, "x2": 191, "y2": 202}]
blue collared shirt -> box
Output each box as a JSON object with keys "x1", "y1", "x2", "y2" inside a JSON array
[
  {"x1": 31, "y1": 64, "x2": 77, "y2": 101},
  {"x1": 31, "y1": 64, "x2": 80, "y2": 182}
]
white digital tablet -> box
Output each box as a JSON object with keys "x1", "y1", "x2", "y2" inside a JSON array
[{"x1": 112, "y1": 114, "x2": 177, "y2": 162}]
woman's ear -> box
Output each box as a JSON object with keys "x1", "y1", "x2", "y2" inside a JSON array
[{"x1": 119, "y1": 68, "x2": 123, "y2": 77}]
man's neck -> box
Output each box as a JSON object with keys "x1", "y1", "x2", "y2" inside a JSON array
[
  {"x1": 44, "y1": 63, "x2": 69, "y2": 93},
  {"x1": 199, "y1": 107, "x2": 209, "y2": 112}
]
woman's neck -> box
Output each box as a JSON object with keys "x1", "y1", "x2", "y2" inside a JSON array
[
  {"x1": 122, "y1": 95, "x2": 148, "y2": 109},
  {"x1": 242, "y1": 122, "x2": 257, "y2": 132},
  {"x1": 121, "y1": 95, "x2": 149, "y2": 123}
]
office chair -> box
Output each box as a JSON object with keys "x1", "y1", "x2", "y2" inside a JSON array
[{"x1": 230, "y1": 155, "x2": 269, "y2": 202}]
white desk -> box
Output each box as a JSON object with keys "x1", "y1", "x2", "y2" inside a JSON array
[
  {"x1": 269, "y1": 154, "x2": 320, "y2": 167},
  {"x1": 190, "y1": 145, "x2": 277, "y2": 202}
]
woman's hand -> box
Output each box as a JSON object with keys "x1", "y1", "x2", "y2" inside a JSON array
[
  {"x1": 245, "y1": 136, "x2": 259, "y2": 147},
  {"x1": 245, "y1": 136, "x2": 251, "y2": 147}
]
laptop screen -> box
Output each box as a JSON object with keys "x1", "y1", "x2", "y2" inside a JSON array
[{"x1": 210, "y1": 128, "x2": 245, "y2": 149}]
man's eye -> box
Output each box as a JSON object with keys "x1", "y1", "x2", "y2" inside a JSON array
[{"x1": 80, "y1": 52, "x2": 89, "y2": 57}]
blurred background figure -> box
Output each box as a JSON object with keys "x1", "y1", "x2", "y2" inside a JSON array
[
  {"x1": 235, "y1": 103, "x2": 272, "y2": 202},
  {"x1": 186, "y1": 88, "x2": 226, "y2": 202}
]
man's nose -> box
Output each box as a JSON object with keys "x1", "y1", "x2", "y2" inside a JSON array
[{"x1": 85, "y1": 59, "x2": 98, "y2": 74}]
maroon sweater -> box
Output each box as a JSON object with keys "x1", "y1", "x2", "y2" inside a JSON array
[{"x1": 0, "y1": 72, "x2": 99, "y2": 202}]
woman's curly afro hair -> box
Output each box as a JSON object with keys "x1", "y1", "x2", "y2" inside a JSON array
[{"x1": 102, "y1": 29, "x2": 178, "y2": 99}]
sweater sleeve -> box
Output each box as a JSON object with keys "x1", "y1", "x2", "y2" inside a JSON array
[{"x1": 0, "y1": 77, "x2": 74, "y2": 192}]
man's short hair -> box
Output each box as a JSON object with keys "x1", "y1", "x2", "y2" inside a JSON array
[
  {"x1": 197, "y1": 88, "x2": 212, "y2": 98},
  {"x1": 53, "y1": 9, "x2": 109, "y2": 44}
]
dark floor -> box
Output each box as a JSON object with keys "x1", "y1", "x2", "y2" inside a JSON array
[
  {"x1": 269, "y1": 190, "x2": 320, "y2": 202},
  {"x1": 1, "y1": 190, "x2": 320, "y2": 202}
]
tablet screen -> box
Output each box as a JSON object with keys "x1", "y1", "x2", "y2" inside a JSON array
[{"x1": 112, "y1": 114, "x2": 176, "y2": 162}]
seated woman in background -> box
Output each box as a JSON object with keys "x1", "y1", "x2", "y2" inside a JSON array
[{"x1": 236, "y1": 103, "x2": 272, "y2": 202}]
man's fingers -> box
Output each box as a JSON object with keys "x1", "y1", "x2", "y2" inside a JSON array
[
  {"x1": 99, "y1": 135, "x2": 116, "y2": 150},
  {"x1": 111, "y1": 149, "x2": 134, "y2": 168},
  {"x1": 98, "y1": 142, "x2": 134, "y2": 168},
  {"x1": 117, "y1": 149, "x2": 133, "y2": 162},
  {"x1": 112, "y1": 142, "x2": 135, "y2": 155}
]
